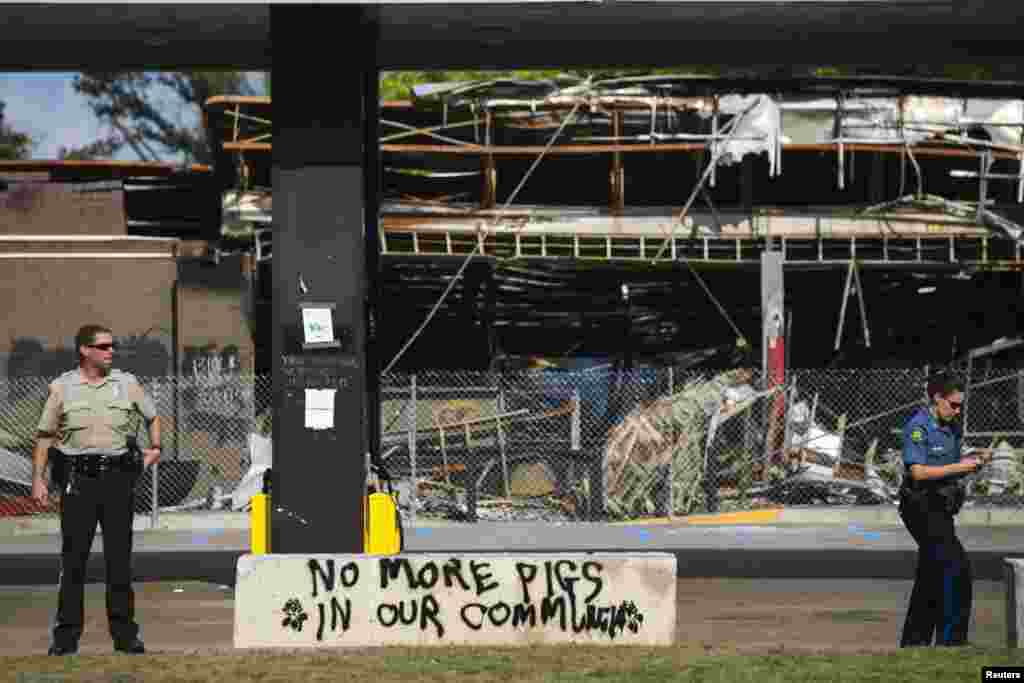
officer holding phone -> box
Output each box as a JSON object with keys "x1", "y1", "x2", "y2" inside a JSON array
[{"x1": 899, "y1": 371, "x2": 990, "y2": 647}]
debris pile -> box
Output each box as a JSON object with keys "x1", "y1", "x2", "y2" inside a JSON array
[
  {"x1": 602, "y1": 370, "x2": 756, "y2": 518},
  {"x1": 965, "y1": 441, "x2": 1023, "y2": 503},
  {"x1": 779, "y1": 399, "x2": 897, "y2": 504},
  {"x1": 394, "y1": 476, "x2": 574, "y2": 523}
]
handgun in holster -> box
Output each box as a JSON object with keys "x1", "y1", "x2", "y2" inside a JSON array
[
  {"x1": 901, "y1": 464, "x2": 966, "y2": 515},
  {"x1": 124, "y1": 435, "x2": 145, "y2": 478},
  {"x1": 48, "y1": 446, "x2": 66, "y2": 492}
]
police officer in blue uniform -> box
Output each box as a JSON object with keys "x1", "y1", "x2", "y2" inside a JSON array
[{"x1": 899, "y1": 372, "x2": 989, "y2": 647}]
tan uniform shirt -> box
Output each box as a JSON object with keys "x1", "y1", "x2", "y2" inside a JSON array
[{"x1": 37, "y1": 368, "x2": 157, "y2": 456}]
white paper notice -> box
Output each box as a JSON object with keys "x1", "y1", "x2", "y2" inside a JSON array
[
  {"x1": 302, "y1": 307, "x2": 335, "y2": 345},
  {"x1": 304, "y1": 389, "x2": 335, "y2": 430}
]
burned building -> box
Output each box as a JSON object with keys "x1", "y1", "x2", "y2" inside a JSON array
[{"x1": 205, "y1": 75, "x2": 1023, "y2": 376}]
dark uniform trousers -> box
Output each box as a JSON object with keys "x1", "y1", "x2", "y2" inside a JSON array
[
  {"x1": 899, "y1": 491, "x2": 972, "y2": 646},
  {"x1": 52, "y1": 468, "x2": 139, "y2": 647}
]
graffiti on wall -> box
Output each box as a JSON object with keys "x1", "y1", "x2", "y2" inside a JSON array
[
  {"x1": 277, "y1": 557, "x2": 646, "y2": 644},
  {"x1": 181, "y1": 343, "x2": 253, "y2": 449}
]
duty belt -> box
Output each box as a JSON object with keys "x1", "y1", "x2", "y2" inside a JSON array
[
  {"x1": 67, "y1": 452, "x2": 141, "y2": 477},
  {"x1": 901, "y1": 465, "x2": 966, "y2": 515}
]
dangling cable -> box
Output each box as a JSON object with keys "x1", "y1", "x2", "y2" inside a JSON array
[{"x1": 383, "y1": 95, "x2": 588, "y2": 374}]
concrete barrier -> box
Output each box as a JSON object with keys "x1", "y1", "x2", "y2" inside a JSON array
[
  {"x1": 1007, "y1": 558, "x2": 1024, "y2": 648},
  {"x1": 234, "y1": 553, "x2": 676, "y2": 649}
]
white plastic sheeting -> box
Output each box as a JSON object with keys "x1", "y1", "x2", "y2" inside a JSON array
[
  {"x1": 779, "y1": 96, "x2": 1024, "y2": 147},
  {"x1": 712, "y1": 94, "x2": 782, "y2": 174},
  {"x1": 231, "y1": 432, "x2": 272, "y2": 511},
  {"x1": 689, "y1": 94, "x2": 1024, "y2": 173}
]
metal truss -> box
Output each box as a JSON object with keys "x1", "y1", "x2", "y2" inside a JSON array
[{"x1": 380, "y1": 228, "x2": 1023, "y2": 270}]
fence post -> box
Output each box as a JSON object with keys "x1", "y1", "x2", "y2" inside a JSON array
[
  {"x1": 498, "y1": 388, "x2": 510, "y2": 499},
  {"x1": 150, "y1": 379, "x2": 160, "y2": 530},
  {"x1": 1018, "y1": 370, "x2": 1024, "y2": 428},
  {"x1": 570, "y1": 388, "x2": 581, "y2": 452},
  {"x1": 782, "y1": 380, "x2": 797, "y2": 464},
  {"x1": 408, "y1": 375, "x2": 417, "y2": 526},
  {"x1": 665, "y1": 372, "x2": 675, "y2": 516},
  {"x1": 962, "y1": 356, "x2": 974, "y2": 438},
  {"x1": 835, "y1": 414, "x2": 848, "y2": 476},
  {"x1": 150, "y1": 462, "x2": 159, "y2": 528}
]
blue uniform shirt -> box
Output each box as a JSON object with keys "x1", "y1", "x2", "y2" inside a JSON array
[{"x1": 902, "y1": 406, "x2": 962, "y2": 468}]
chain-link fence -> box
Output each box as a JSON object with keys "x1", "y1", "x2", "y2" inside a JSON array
[
  {"x1": 1, "y1": 366, "x2": 1021, "y2": 523},
  {"x1": 0, "y1": 374, "x2": 267, "y2": 519}
]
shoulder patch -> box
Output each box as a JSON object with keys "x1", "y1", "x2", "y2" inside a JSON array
[
  {"x1": 910, "y1": 429, "x2": 924, "y2": 443},
  {"x1": 54, "y1": 370, "x2": 79, "y2": 386}
]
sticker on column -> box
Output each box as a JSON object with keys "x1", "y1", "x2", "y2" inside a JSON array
[
  {"x1": 304, "y1": 388, "x2": 335, "y2": 430},
  {"x1": 299, "y1": 302, "x2": 341, "y2": 350},
  {"x1": 302, "y1": 306, "x2": 334, "y2": 345}
]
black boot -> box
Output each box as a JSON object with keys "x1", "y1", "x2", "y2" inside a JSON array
[{"x1": 113, "y1": 638, "x2": 145, "y2": 654}]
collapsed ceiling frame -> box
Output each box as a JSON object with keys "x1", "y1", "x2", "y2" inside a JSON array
[
  {"x1": 208, "y1": 75, "x2": 1024, "y2": 250},
  {"x1": 204, "y1": 76, "x2": 1024, "y2": 367}
]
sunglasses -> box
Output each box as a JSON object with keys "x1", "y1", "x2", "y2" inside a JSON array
[
  {"x1": 88, "y1": 343, "x2": 116, "y2": 351},
  {"x1": 946, "y1": 399, "x2": 963, "y2": 410}
]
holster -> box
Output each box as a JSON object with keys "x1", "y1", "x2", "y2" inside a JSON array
[
  {"x1": 936, "y1": 481, "x2": 966, "y2": 515},
  {"x1": 48, "y1": 446, "x2": 66, "y2": 491},
  {"x1": 901, "y1": 465, "x2": 966, "y2": 516},
  {"x1": 124, "y1": 435, "x2": 145, "y2": 479}
]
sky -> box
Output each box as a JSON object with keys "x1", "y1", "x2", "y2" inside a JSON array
[
  {"x1": 0, "y1": 72, "x2": 267, "y2": 161},
  {"x1": 0, "y1": 72, "x2": 115, "y2": 159}
]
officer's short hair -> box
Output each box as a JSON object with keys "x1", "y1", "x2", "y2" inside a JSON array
[
  {"x1": 75, "y1": 324, "x2": 113, "y2": 357},
  {"x1": 927, "y1": 372, "x2": 964, "y2": 401}
]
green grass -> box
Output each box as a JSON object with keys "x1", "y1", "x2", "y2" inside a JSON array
[{"x1": 6, "y1": 646, "x2": 1024, "y2": 683}]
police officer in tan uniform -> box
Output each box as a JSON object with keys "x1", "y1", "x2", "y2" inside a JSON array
[{"x1": 31, "y1": 325, "x2": 162, "y2": 656}]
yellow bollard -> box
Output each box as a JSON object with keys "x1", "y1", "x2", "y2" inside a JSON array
[
  {"x1": 364, "y1": 456, "x2": 403, "y2": 555},
  {"x1": 251, "y1": 492, "x2": 271, "y2": 554},
  {"x1": 363, "y1": 491, "x2": 402, "y2": 555}
]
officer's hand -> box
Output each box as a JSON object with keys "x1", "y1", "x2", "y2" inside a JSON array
[
  {"x1": 32, "y1": 478, "x2": 49, "y2": 507},
  {"x1": 960, "y1": 457, "x2": 982, "y2": 472},
  {"x1": 142, "y1": 448, "x2": 161, "y2": 468}
]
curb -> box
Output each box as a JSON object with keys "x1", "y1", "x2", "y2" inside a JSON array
[{"x1": 1, "y1": 504, "x2": 1021, "y2": 537}]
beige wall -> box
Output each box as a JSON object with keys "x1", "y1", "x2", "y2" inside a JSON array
[
  {"x1": 0, "y1": 258, "x2": 176, "y2": 360},
  {"x1": 0, "y1": 180, "x2": 253, "y2": 381},
  {"x1": 176, "y1": 254, "x2": 255, "y2": 374},
  {"x1": 0, "y1": 181, "x2": 126, "y2": 236}
]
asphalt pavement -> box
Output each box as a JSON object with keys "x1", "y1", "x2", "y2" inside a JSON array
[{"x1": 1, "y1": 506, "x2": 1023, "y2": 586}]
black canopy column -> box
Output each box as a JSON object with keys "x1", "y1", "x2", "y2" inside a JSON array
[{"x1": 270, "y1": 6, "x2": 379, "y2": 554}]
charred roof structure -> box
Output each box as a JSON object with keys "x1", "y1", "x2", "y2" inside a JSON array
[
  {"x1": 0, "y1": 159, "x2": 221, "y2": 243},
  {"x1": 204, "y1": 75, "x2": 1024, "y2": 373}
]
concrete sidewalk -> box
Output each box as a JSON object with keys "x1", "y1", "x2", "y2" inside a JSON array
[{"x1": 2, "y1": 504, "x2": 1023, "y2": 537}]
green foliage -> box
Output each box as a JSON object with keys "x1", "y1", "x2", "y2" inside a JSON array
[
  {"x1": 380, "y1": 70, "x2": 570, "y2": 101},
  {"x1": 0, "y1": 101, "x2": 33, "y2": 160},
  {"x1": 380, "y1": 65, "x2": 1011, "y2": 103},
  {"x1": 70, "y1": 71, "x2": 258, "y2": 164}
]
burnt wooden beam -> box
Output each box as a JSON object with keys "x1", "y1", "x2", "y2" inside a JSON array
[
  {"x1": 870, "y1": 152, "x2": 886, "y2": 205},
  {"x1": 611, "y1": 111, "x2": 625, "y2": 215},
  {"x1": 484, "y1": 262, "x2": 499, "y2": 365},
  {"x1": 741, "y1": 155, "x2": 755, "y2": 221},
  {"x1": 481, "y1": 109, "x2": 497, "y2": 210}
]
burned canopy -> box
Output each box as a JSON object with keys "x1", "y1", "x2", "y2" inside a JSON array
[{"x1": 203, "y1": 74, "x2": 1024, "y2": 373}]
